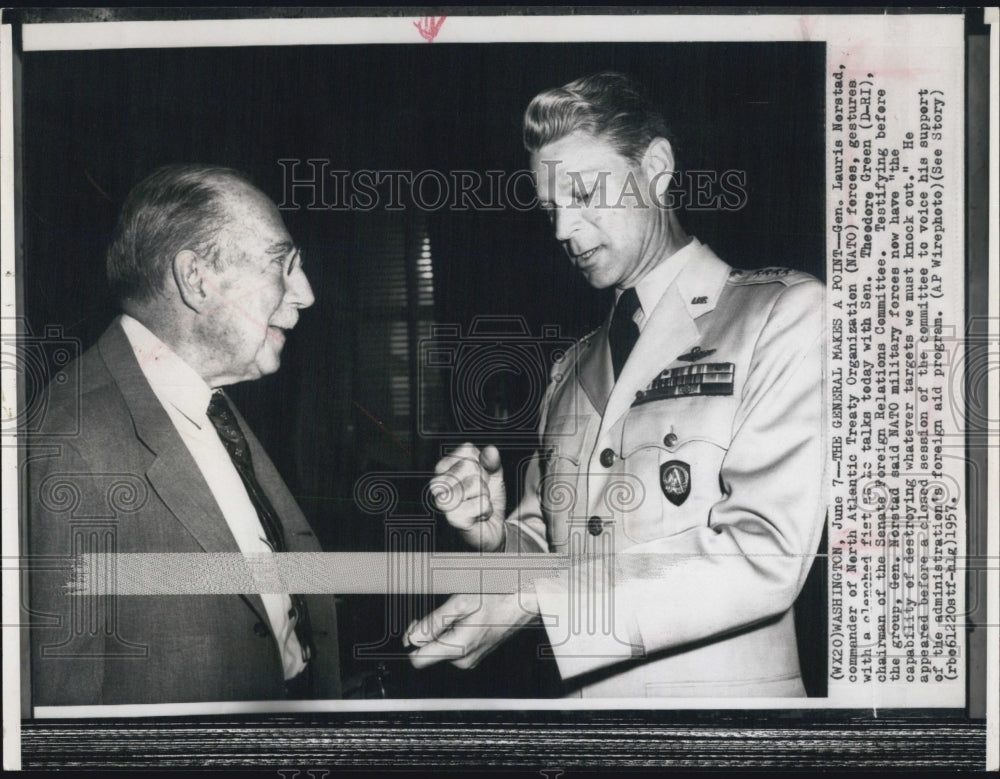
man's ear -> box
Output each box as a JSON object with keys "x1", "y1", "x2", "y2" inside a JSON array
[
  {"x1": 172, "y1": 250, "x2": 208, "y2": 312},
  {"x1": 642, "y1": 137, "x2": 676, "y2": 201}
]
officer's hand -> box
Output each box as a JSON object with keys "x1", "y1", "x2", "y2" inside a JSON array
[
  {"x1": 403, "y1": 590, "x2": 539, "y2": 670},
  {"x1": 429, "y1": 443, "x2": 506, "y2": 551}
]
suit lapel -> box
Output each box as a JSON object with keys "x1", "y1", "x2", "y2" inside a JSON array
[
  {"x1": 599, "y1": 243, "x2": 732, "y2": 436},
  {"x1": 99, "y1": 321, "x2": 237, "y2": 553},
  {"x1": 97, "y1": 320, "x2": 271, "y2": 620}
]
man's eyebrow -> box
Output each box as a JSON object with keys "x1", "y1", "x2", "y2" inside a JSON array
[
  {"x1": 542, "y1": 169, "x2": 605, "y2": 196},
  {"x1": 568, "y1": 169, "x2": 608, "y2": 185},
  {"x1": 266, "y1": 240, "x2": 296, "y2": 257}
]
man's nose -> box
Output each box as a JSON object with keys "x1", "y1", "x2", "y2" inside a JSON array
[
  {"x1": 552, "y1": 205, "x2": 582, "y2": 242},
  {"x1": 286, "y1": 266, "x2": 315, "y2": 309}
]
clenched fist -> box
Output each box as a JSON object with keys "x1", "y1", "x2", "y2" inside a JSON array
[{"x1": 429, "y1": 442, "x2": 506, "y2": 551}]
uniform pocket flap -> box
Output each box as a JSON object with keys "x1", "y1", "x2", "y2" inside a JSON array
[{"x1": 621, "y1": 400, "x2": 734, "y2": 457}]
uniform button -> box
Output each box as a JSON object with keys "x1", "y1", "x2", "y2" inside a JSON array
[
  {"x1": 253, "y1": 621, "x2": 269, "y2": 637},
  {"x1": 663, "y1": 433, "x2": 678, "y2": 447},
  {"x1": 587, "y1": 516, "x2": 604, "y2": 536},
  {"x1": 599, "y1": 447, "x2": 615, "y2": 467}
]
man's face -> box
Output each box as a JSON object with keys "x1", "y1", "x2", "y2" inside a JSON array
[
  {"x1": 531, "y1": 130, "x2": 662, "y2": 290},
  {"x1": 199, "y1": 183, "x2": 314, "y2": 386}
]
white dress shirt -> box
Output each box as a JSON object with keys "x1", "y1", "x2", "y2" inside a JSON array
[{"x1": 120, "y1": 314, "x2": 306, "y2": 680}]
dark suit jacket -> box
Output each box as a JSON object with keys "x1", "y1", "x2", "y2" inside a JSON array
[{"x1": 27, "y1": 319, "x2": 341, "y2": 706}]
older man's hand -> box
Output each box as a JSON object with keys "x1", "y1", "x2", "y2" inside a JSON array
[{"x1": 403, "y1": 590, "x2": 539, "y2": 670}]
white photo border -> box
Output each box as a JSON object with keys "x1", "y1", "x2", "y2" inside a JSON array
[{"x1": 2, "y1": 6, "x2": 994, "y2": 772}]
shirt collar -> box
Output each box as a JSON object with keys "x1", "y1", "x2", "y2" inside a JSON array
[
  {"x1": 119, "y1": 314, "x2": 214, "y2": 429},
  {"x1": 616, "y1": 236, "x2": 702, "y2": 315}
]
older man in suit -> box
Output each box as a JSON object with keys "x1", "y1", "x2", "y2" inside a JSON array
[
  {"x1": 28, "y1": 164, "x2": 340, "y2": 705},
  {"x1": 405, "y1": 72, "x2": 826, "y2": 698}
]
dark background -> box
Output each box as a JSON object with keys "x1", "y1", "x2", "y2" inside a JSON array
[{"x1": 22, "y1": 41, "x2": 826, "y2": 698}]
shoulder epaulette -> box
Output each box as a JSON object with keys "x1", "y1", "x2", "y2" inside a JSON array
[
  {"x1": 577, "y1": 325, "x2": 601, "y2": 347},
  {"x1": 550, "y1": 325, "x2": 599, "y2": 380},
  {"x1": 727, "y1": 266, "x2": 815, "y2": 286}
]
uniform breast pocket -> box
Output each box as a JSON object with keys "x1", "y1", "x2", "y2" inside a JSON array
[{"x1": 620, "y1": 399, "x2": 734, "y2": 539}]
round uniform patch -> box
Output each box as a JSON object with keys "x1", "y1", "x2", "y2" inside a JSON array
[{"x1": 660, "y1": 460, "x2": 691, "y2": 506}]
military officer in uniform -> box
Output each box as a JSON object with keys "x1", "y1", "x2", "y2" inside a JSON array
[{"x1": 405, "y1": 72, "x2": 825, "y2": 698}]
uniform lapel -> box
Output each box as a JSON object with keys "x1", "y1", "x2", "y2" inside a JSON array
[
  {"x1": 599, "y1": 243, "x2": 732, "y2": 437},
  {"x1": 576, "y1": 319, "x2": 614, "y2": 416},
  {"x1": 601, "y1": 284, "x2": 699, "y2": 436}
]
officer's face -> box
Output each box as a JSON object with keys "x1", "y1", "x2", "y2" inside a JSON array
[
  {"x1": 198, "y1": 183, "x2": 315, "y2": 386},
  {"x1": 531, "y1": 130, "x2": 663, "y2": 290}
]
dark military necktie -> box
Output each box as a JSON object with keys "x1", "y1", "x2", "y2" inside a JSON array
[
  {"x1": 206, "y1": 390, "x2": 314, "y2": 664},
  {"x1": 609, "y1": 286, "x2": 641, "y2": 381}
]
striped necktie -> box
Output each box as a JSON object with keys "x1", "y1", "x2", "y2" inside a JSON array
[{"x1": 206, "y1": 390, "x2": 315, "y2": 665}]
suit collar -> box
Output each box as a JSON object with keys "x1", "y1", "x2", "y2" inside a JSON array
[
  {"x1": 118, "y1": 313, "x2": 214, "y2": 432},
  {"x1": 98, "y1": 319, "x2": 185, "y2": 457}
]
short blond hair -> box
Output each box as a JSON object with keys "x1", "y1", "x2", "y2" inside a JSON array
[{"x1": 523, "y1": 72, "x2": 673, "y2": 164}]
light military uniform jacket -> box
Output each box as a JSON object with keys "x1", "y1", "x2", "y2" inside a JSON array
[{"x1": 505, "y1": 238, "x2": 826, "y2": 698}]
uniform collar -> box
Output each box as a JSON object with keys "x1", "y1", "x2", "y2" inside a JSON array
[{"x1": 615, "y1": 236, "x2": 701, "y2": 320}]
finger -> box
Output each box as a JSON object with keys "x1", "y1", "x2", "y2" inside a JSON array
[
  {"x1": 433, "y1": 442, "x2": 480, "y2": 475},
  {"x1": 402, "y1": 619, "x2": 418, "y2": 648},
  {"x1": 479, "y1": 445, "x2": 502, "y2": 474},
  {"x1": 433, "y1": 457, "x2": 486, "y2": 490},
  {"x1": 449, "y1": 482, "x2": 495, "y2": 524},
  {"x1": 452, "y1": 650, "x2": 486, "y2": 671},
  {"x1": 436, "y1": 459, "x2": 494, "y2": 503},
  {"x1": 403, "y1": 604, "x2": 465, "y2": 647},
  {"x1": 410, "y1": 622, "x2": 490, "y2": 671},
  {"x1": 408, "y1": 637, "x2": 468, "y2": 669},
  {"x1": 464, "y1": 494, "x2": 495, "y2": 523},
  {"x1": 403, "y1": 616, "x2": 434, "y2": 648},
  {"x1": 428, "y1": 472, "x2": 464, "y2": 511},
  {"x1": 429, "y1": 472, "x2": 489, "y2": 516},
  {"x1": 449, "y1": 442, "x2": 483, "y2": 465},
  {"x1": 433, "y1": 453, "x2": 459, "y2": 476}
]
